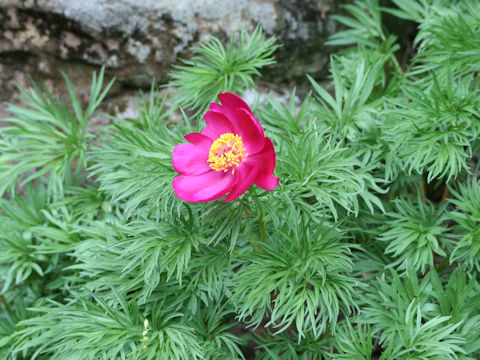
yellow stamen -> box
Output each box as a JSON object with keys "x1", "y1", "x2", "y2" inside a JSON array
[{"x1": 208, "y1": 133, "x2": 247, "y2": 173}]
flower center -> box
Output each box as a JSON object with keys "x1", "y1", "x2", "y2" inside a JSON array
[{"x1": 208, "y1": 133, "x2": 247, "y2": 174}]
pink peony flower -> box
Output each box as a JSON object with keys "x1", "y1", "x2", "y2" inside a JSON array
[{"x1": 172, "y1": 93, "x2": 279, "y2": 202}]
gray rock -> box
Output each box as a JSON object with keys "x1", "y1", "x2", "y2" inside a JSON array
[{"x1": 0, "y1": 0, "x2": 340, "y2": 103}]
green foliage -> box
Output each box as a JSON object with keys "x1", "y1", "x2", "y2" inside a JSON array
[
  {"x1": 0, "y1": 68, "x2": 113, "y2": 197},
  {"x1": 1, "y1": 5, "x2": 480, "y2": 360},
  {"x1": 329, "y1": 321, "x2": 383, "y2": 360},
  {"x1": 383, "y1": 73, "x2": 479, "y2": 182},
  {"x1": 276, "y1": 127, "x2": 384, "y2": 221},
  {"x1": 90, "y1": 87, "x2": 181, "y2": 218},
  {"x1": 405, "y1": 0, "x2": 480, "y2": 78},
  {"x1": 327, "y1": 0, "x2": 402, "y2": 72},
  {"x1": 393, "y1": 303, "x2": 465, "y2": 359},
  {"x1": 254, "y1": 331, "x2": 330, "y2": 360},
  {"x1": 168, "y1": 26, "x2": 277, "y2": 113},
  {"x1": 308, "y1": 58, "x2": 384, "y2": 140},
  {"x1": 10, "y1": 291, "x2": 206, "y2": 360},
  {"x1": 0, "y1": 185, "x2": 48, "y2": 293},
  {"x1": 448, "y1": 179, "x2": 480, "y2": 270},
  {"x1": 233, "y1": 216, "x2": 357, "y2": 340},
  {"x1": 362, "y1": 266, "x2": 479, "y2": 359},
  {"x1": 327, "y1": 0, "x2": 385, "y2": 48},
  {"x1": 377, "y1": 197, "x2": 450, "y2": 273}
]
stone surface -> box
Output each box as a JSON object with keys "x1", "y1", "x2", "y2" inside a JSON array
[{"x1": 0, "y1": 0, "x2": 340, "y2": 104}]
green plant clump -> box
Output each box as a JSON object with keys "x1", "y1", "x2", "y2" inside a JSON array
[{"x1": 1, "y1": 2, "x2": 480, "y2": 359}]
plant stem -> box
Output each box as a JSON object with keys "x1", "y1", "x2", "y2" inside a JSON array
[
  {"x1": 250, "y1": 196, "x2": 266, "y2": 251},
  {"x1": 419, "y1": 181, "x2": 427, "y2": 204},
  {"x1": 379, "y1": 29, "x2": 403, "y2": 75},
  {"x1": 435, "y1": 256, "x2": 451, "y2": 274},
  {"x1": 248, "y1": 237, "x2": 260, "y2": 253},
  {"x1": 258, "y1": 207, "x2": 267, "y2": 244},
  {"x1": 0, "y1": 294, "x2": 13, "y2": 317},
  {"x1": 441, "y1": 185, "x2": 450, "y2": 204}
]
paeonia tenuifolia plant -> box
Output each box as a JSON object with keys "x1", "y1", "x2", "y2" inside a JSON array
[{"x1": 1, "y1": 1, "x2": 479, "y2": 359}]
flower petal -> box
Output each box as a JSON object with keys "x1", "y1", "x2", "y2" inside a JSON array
[
  {"x1": 217, "y1": 92, "x2": 251, "y2": 112},
  {"x1": 213, "y1": 93, "x2": 264, "y2": 135},
  {"x1": 249, "y1": 137, "x2": 279, "y2": 191},
  {"x1": 172, "y1": 143, "x2": 210, "y2": 176},
  {"x1": 184, "y1": 132, "x2": 212, "y2": 150},
  {"x1": 224, "y1": 163, "x2": 258, "y2": 202},
  {"x1": 255, "y1": 173, "x2": 280, "y2": 191},
  {"x1": 235, "y1": 108, "x2": 265, "y2": 155},
  {"x1": 202, "y1": 110, "x2": 235, "y2": 138},
  {"x1": 173, "y1": 171, "x2": 235, "y2": 202}
]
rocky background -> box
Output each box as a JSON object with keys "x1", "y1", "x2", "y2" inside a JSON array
[{"x1": 0, "y1": 0, "x2": 342, "y2": 117}]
